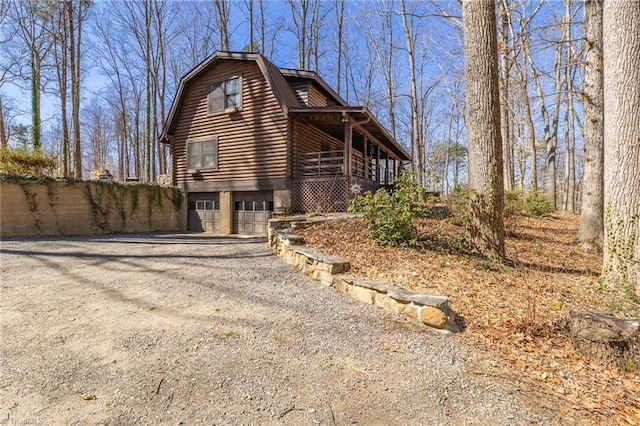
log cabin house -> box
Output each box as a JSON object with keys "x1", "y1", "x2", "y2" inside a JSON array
[{"x1": 160, "y1": 51, "x2": 411, "y2": 235}]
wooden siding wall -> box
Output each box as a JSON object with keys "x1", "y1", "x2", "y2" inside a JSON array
[
  {"x1": 293, "y1": 121, "x2": 343, "y2": 178},
  {"x1": 288, "y1": 80, "x2": 332, "y2": 108},
  {"x1": 289, "y1": 80, "x2": 309, "y2": 106},
  {"x1": 307, "y1": 85, "x2": 329, "y2": 107},
  {"x1": 172, "y1": 60, "x2": 289, "y2": 188},
  {"x1": 294, "y1": 121, "x2": 343, "y2": 152}
]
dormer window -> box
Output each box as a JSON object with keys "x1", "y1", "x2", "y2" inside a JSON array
[{"x1": 208, "y1": 75, "x2": 243, "y2": 114}]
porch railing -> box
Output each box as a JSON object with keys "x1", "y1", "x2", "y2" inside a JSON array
[
  {"x1": 298, "y1": 150, "x2": 344, "y2": 177},
  {"x1": 352, "y1": 154, "x2": 385, "y2": 183},
  {"x1": 298, "y1": 150, "x2": 396, "y2": 184}
]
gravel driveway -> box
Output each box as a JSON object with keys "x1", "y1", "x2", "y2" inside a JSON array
[{"x1": 1, "y1": 233, "x2": 563, "y2": 425}]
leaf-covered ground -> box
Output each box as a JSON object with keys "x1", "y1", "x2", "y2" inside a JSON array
[{"x1": 298, "y1": 212, "x2": 640, "y2": 424}]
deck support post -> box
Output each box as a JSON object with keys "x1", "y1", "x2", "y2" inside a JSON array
[
  {"x1": 375, "y1": 144, "x2": 381, "y2": 183},
  {"x1": 344, "y1": 122, "x2": 353, "y2": 177},
  {"x1": 385, "y1": 153, "x2": 390, "y2": 185},
  {"x1": 364, "y1": 137, "x2": 369, "y2": 180}
]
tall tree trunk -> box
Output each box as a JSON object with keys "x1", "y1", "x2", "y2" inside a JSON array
[
  {"x1": 602, "y1": 0, "x2": 640, "y2": 296},
  {"x1": 69, "y1": 0, "x2": 82, "y2": 179},
  {"x1": 564, "y1": 71, "x2": 576, "y2": 212},
  {"x1": 214, "y1": 0, "x2": 230, "y2": 51},
  {"x1": 527, "y1": 38, "x2": 563, "y2": 207},
  {"x1": 520, "y1": 73, "x2": 537, "y2": 190},
  {"x1": 248, "y1": 0, "x2": 254, "y2": 51},
  {"x1": 498, "y1": 0, "x2": 513, "y2": 191},
  {"x1": 529, "y1": 18, "x2": 566, "y2": 208},
  {"x1": 444, "y1": 101, "x2": 455, "y2": 194},
  {"x1": 385, "y1": 4, "x2": 396, "y2": 140},
  {"x1": 335, "y1": 0, "x2": 344, "y2": 95},
  {"x1": 516, "y1": 120, "x2": 526, "y2": 189},
  {"x1": 400, "y1": 0, "x2": 423, "y2": 185},
  {"x1": 578, "y1": 0, "x2": 604, "y2": 249},
  {"x1": 144, "y1": 0, "x2": 151, "y2": 182},
  {"x1": 563, "y1": 11, "x2": 576, "y2": 212},
  {"x1": 30, "y1": 46, "x2": 41, "y2": 150},
  {"x1": 462, "y1": 0, "x2": 505, "y2": 261},
  {"x1": 117, "y1": 115, "x2": 124, "y2": 180},
  {"x1": 0, "y1": 96, "x2": 7, "y2": 149},
  {"x1": 56, "y1": 2, "x2": 70, "y2": 177},
  {"x1": 258, "y1": 0, "x2": 266, "y2": 55},
  {"x1": 155, "y1": 1, "x2": 168, "y2": 176},
  {"x1": 134, "y1": 97, "x2": 141, "y2": 179},
  {"x1": 289, "y1": 0, "x2": 308, "y2": 69}
]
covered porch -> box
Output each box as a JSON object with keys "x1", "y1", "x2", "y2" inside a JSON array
[{"x1": 289, "y1": 107, "x2": 411, "y2": 212}]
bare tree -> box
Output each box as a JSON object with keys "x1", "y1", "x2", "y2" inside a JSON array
[
  {"x1": 49, "y1": 2, "x2": 70, "y2": 175},
  {"x1": 68, "y1": 0, "x2": 85, "y2": 179},
  {"x1": 256, "y1": 0, "x2": 281, "y2": 59},
  {"x1": 287, "y1": 0, "x2": 327, "y2": 71},
  {"x1": 242, "y1": 0, "x2": 256, "y2": 52},
  {"x1": 561, "y1": 0, "x2": 579, "y2": 212},
  {"x1": 214, "y1": 0, "x2": 230, "y2": 51},
  {"x1": 602, "y1": 0, "x2": 640, "y2": 296},
  {"x1": 82, "y1": 97, "x2": 115, "y2": 174},
  {"x1": 0, "y1": 96, "x2": 7, "y2": 149},
  {"x1": 144, "y1": 0, "x2": 152, "y2": 182},
  {"x1": 400, "y1": 0, "x2": 424, "y2": 185},
  {"x1": 528, "y1": 12, "x2": 567, "y2": 208},
  {"x1": 498, "y1": 0, "x2": 513, "y2": 191},
  {"x1": 334, "y1": 0, "x2": 344, "y2": 94},
  {"x1": 462, "y1": 0, "x2": 505, "y2": 260},
  {"x1": 8, "y1": 1, "x2": 55, "y2": 151},
  {"x1": 578, "y1": 0, "x2": 604, "y2": 248}
]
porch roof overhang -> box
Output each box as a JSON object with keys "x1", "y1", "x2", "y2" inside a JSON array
[{"x1": 288, "y1": 106, "x2": 411, "y2": 161}]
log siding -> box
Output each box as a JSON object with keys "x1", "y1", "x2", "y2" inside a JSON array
[
  {"x1": 308, "y1": 85, "x2": 329, "y2": 107},
  {"x1": 293, "y1": 121, "x2": 343, "y2": 179},
  {"x1": 171, "y1": 60, "x2": 289, "y2": 188},
  {"x1": 162, "y1": 52, "x2": 411, "y2": 218}
]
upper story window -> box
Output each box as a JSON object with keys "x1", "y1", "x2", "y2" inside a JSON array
[
  {"x1": 187, "y1": 136, "x2": 218, "y2": 172},
  {"x1": 208, "y1": 75, "x2": 243, "y2": 114}
]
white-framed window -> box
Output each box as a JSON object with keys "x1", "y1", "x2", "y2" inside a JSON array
[
  {"x1": 208, "y1": 75, "x2": 243, "y2": 114},
  {"x1": 187, "y1": 136, "x2": 218, "y2": 172}
]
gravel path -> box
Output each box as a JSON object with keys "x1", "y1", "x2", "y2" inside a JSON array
[{"x1": 1, "y1": 233, "x2": 564, "y2": 425}]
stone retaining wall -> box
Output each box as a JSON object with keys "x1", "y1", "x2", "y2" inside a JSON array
[
  {"x1": 0, "y1": 178, "x2": 184, "y2": 237},
  {"x1": 269, "y1": 218, "x2": 459, "y2": 333}
]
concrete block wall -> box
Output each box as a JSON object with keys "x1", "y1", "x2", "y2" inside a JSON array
[{"x1": 0, "y1": 179, "x2": 184, "y2": 237}]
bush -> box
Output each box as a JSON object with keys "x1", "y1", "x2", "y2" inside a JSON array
[
  {"x1": 443, "y1": 184, "x2": 473, "y2": 226},
  {"x1": 504, "y1": 189, "x2": 554, "y2": 217},
  {"x1": 348, "y1": 172, "x2": 433, "y2": 247},
  {"x1": 0, "y1": 147, "x2": 57, "y2": 177}
]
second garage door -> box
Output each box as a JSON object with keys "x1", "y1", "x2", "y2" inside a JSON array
[{"x1": 233, "y1": 191, "x2": 273, "y2": 235}]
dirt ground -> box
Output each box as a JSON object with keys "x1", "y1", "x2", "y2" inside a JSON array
[
  {"x1": 0, "y1": 233, "x2": 573, "y2": 425},
  {"x1": 298, "y1": 213, "x2": 640, "y2": 424}
]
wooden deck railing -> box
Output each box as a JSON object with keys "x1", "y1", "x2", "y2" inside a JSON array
[
  {"x1": 297, "y1": 150, "x2": 344, "y2": 177},
  {"x1": 298, "y1": 150, "x2": 396, "y2": 184}
]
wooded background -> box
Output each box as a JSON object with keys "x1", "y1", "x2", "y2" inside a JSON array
[{"x1": 0, "y1": 0, "x2": 591, "y2": 208}]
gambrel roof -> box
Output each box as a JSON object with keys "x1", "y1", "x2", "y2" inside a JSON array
[{"x1": 159, "y1": 51, "x2": 410, "y2": 161}]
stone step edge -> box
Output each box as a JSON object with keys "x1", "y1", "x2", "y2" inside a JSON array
[{"x1": 268, "y1": 226, "x2": 459, "y2": 333}]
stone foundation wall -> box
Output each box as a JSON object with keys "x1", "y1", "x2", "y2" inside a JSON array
[
  {"x1": 0, "y1": 179, "x2": 184, "y2": 237},
  {"x1": 269, "y1": 218, "x2": 459, "y2": 333}
]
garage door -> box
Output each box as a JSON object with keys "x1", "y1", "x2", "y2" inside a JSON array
[
  {"x1": 233, "y1": 191, "x2": 273, "y2": 235},
  {"x1": 188, "y1": 193, "x2": 220, "y2": 232}
]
